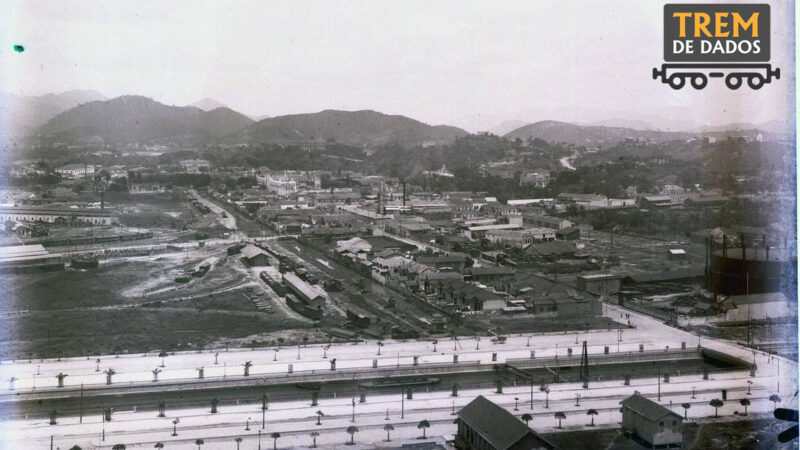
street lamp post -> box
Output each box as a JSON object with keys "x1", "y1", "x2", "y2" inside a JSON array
[
  {"x1": 246, "y1": 417, "x2": 251, "y2": 431},
  {"x1": 172, "y1": 418, "x2": 179, "y2": 436},
  {"x1": 514, "y1": 397, "x2": 519, "y2": 411},
  {"x1": 351, "y1": 398, "x2": 356, "y2": 422},
  {"x1": 530, "y1": 378, "x2": 534, "y2": 409}
]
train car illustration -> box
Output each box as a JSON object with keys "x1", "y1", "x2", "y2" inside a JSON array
[{"x1": 653, "y1": 63, "x2": 780, "y2": 90}]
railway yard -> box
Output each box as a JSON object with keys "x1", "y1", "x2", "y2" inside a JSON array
[{"x1": 0, "y1": 182, "x2": 796, "y2": 449}]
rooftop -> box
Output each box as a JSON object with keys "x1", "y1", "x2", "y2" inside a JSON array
[
  {"x1": 620, "y1": 393, "x2": 682, "y2": 422},
  {"x1": 457, "y1": 395, "x2": 556, "y2": 450}
]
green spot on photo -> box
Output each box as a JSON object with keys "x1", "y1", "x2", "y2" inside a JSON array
[{"x1": 13, "y1": 44, "x2": 25, "y2": 53}]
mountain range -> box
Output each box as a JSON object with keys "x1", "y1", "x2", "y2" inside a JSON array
[
  {"x1": 3, "y1": 91, "x2": 790, "y2": 150},
  {"x1": 230, "y1": 109, "x2": 467, "y2": 148},
  {"x1": 503, "y1": 120, "x2": 695, "y2": 148},
  {"x1": 0, "y1": 89, "x2": 106, "y2": 145},
  {"x1": 36, "y1": 96, "x2": 253, "y2": 145}
]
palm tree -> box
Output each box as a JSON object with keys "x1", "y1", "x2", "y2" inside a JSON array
[
  {"x1": 740, "y1": 398, "x2": 751, "y2": 415},
  {"x1": 316, "y1": 410, "x2": 324, "y2": 425},
  {"x1": 681, "y1": 403, "x2": 691, "y2": 419},
  {"x1": 554, "y1": 412, "x2": 566, "y2": 429},
  {"x1": 377, "y1": 341, "x2": 384, "y2": 355},
  {"x1": 310, "y1": 431, "x2": 320, "y2": 448},
  {"x1": 540, "y1": 385, "x2": 551, "y2": 408},
  {"x1": 270, "y1": 432, "x2": 281, "y2": 450},
  {"x1": 69, "y1": 446, "x2": 82, "y2": 450},
  {"x1": 234, "y1": 437, "x2": 243, "y2": 450},
  {"x1": 384, "y1": 424, "x2": 395, "y2": 441},
  {"x1": 586, "y1": 409, "x2": 598, "y2": 426},
  {"x1": 154, "y1": 443, "x2": 164, "y2": 449},
  {"x1": 195, "y1": 438, "x2": 204, "y2": 450},
  {"x1": 112, "y1": 446, "x2": 126, "y2": 450},
  {"x1": 346, "y1": 425, "x2": 359, "y2": 445},
  {"x1": 709, "y1": 399, "x2": 724, "y2": 417},
  {"x1": 417, "y1": 419, "x2": 431, "y2": 439},
  {"x1": 521, "y1": 413, "x2": 533, "y2": 426},
  {"x1": 159, "y1": 351, "x2": 169, "y2": 367},
  {"x1": 770, "y1": 394, "x2": 782, "y2": 411}
]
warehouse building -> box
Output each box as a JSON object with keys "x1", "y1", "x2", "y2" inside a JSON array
[
  {"x1": 282, "y1": 271, "x2": 326, "y2": 308},
  {"x1": 0, "y1": 206, "x2": 114, "y2": 226},
  {"x1": 0, "y1": 244, "x2": 64, "y2": 273}
]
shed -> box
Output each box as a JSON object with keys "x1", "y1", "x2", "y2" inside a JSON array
[
  {"x1": 456, "y1": 395, "x2": 557, "y2": 450},
  {"x1": 240, "y1": 244, "x2": 271, "y2": 267},
  {"x1": 620, "y1": 393, "x2": 683, "y2": 448}
]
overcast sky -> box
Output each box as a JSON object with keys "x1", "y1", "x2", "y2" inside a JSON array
[{"x1": 1, "y1": 0, "x2": 795, "y2": 132}]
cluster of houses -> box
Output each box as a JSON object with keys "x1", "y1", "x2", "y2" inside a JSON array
[{"x1": 327, "y1": 234, "x2": 602, "y2": 318}]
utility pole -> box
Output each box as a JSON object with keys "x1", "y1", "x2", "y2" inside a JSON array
[
  {"x1": 262, "y1": 403, "x2": 266, "y2": 429},
  {"x1": 579, "y1": 341, "x2": 589, "y2": 388},
  {"x1": 401, "y1": 386, "x2": 405, "y2": 419},
  {"x1": 79, "y1": 383, "x2": 84, "y2": 423},
  {"x1": 657, "y1": 367, "x2": 661, "y2": 401}
]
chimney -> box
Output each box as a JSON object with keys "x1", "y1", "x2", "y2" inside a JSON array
[
  {"x1": 402, "y1": 181, "x2": 407, "y2": 207},
  {"x1": 722, "y1": 234, "x2": 727, "y2": 258},
  {"x1": 740, "y1": 233, "x2": 746, "y2": 260}
]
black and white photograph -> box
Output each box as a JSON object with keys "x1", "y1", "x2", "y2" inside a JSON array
[{"x1": 0, "y1": 1, "x2": 797, "y2": 449}]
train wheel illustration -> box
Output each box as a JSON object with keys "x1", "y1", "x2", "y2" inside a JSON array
[
  {"x1": 725, "y1": 74, "x2": 743, "y2": 90},
  {"x1": 690, "y1": 74, "x2": 707, "y2": 90},
  {"x1": 747, "y1": 74, "x2": 765, "y2": 90},
  {"x1": 668, "y1": 74, "x2": 685, "y2": 90}
]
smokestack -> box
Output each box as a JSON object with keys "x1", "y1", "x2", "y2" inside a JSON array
[
  {"x1": 402, "y1": 181, "x2": 407, "y2": 207},
  {"x1": 722, "y1": 234, "x2": 727, "y2": 258},
  {"x1": 377, "y1": 186, "x2": 382, "y2": 215},
  {"x1": 740, "y1": 233, "x2": 746, "y2": 260}
]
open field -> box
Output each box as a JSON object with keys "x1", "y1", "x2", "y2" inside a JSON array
[{"x1": 0, "y1": 242, "x2": 313, "y2": 359}]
